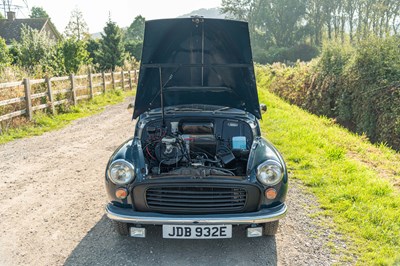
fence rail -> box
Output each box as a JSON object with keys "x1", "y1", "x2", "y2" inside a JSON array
[{"x1": 0, "y1": 70, "x2": 138, "y2": 122}]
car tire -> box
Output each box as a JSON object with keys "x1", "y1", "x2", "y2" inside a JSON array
[
  {"x1": 263, "y1": 221, "x2": 279, "y2": 236},
  {"x1": 114, "y1": 221, "x2": 130, "y2": 236}
]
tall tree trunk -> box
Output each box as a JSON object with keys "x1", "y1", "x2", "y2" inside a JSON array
[
  {"x1": 356, "y1": 3, "x2": 363, "y2": 41},
  {"x1": 349, "y1": 16, "x2": 354, "y2": 42},
  {"x1": 327, "y1": 16, "x2": 332, "y2": 39},
  {"x1": 334, "y1": 14, "x2": 339, "y2": 40},
  {"x1": 341, "y1": 13, "x2": 346, "y2": 43},
  {"x1": 363, "y1": 5, "x2": 370, "y2": 39}
]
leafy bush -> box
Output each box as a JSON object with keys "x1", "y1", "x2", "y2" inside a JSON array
[
  {"x1": 11, "y1": 25, "x2": 64, "y2": 75},
  {"x1": 261, "y1": 36, "x2": 400, "y2": 150},
  {"x1": 0, "y1": 37, "x2": 12, "y2": 68},
  {"x1": 346, "y1": 36, "x2": 400, "y2": 147},
  {"x1": 86, "y1": 38, "x2": 100, "y2": 66},
  {"x1": 124, "y1": 40, "x2": 143, "y2": 61},
  {"x1": 61, "y1": 38, "x2": 91, "y2": 74}
]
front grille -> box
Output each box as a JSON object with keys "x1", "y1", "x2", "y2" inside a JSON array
[{"x1": 145, "y1": 186, "x2": 247, "y2": 213}]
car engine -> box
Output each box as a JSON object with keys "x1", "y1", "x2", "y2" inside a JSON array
[{"x1": 141, "y1": 119, "x2": 252, "y2": 177}]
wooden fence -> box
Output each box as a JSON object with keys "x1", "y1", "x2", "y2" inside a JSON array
[{"x1": 0, "y1": 70, "x2": 138, "y2": 122}]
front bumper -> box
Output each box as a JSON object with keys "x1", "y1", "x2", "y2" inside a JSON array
[{"x1": 105, "y1": 203, "x2": 287, "y2": 225}]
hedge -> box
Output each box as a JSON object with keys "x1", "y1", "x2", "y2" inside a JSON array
[{"x1": 258, "y1": 36, "x2": 400, "y2": 150}]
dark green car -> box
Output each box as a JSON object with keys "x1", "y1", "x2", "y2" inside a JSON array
[{"x1": 105, "y1": 17, "x2": 288, "y2": 239}]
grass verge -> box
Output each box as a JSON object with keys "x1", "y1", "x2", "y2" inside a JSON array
[
  {"x1": 0, "y1": 89, "x2": 134, "y2": 145},
  {"x1": 257, "y1": 85, "x2": 400, "y2": 265}
]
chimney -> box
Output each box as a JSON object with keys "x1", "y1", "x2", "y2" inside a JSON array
[{"x1": 7, "y1": 11, "x2": 16, "y2": 21}]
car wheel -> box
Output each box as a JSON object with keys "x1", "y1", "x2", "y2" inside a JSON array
[
  {"x1": 113, "y1": 221, "x2": 130, "y2": 236},
  {"x1": 263, "y1": 221, "x2": 279, "y2": 236}
]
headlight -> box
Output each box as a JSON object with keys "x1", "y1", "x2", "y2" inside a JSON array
[
  {"x1": 256, "y1": 160, "x2": 283, "y2": 186},
  {"x1": 108, "y1": 159, "x2": 135, "y2": 185}
]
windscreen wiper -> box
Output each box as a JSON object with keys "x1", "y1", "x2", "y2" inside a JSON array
[{"x1": 212, "y1": 107, "x2": 232, "y2": 114}]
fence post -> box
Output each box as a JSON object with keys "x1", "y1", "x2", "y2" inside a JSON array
[
  {"x1": 23, "y1": 78, "x2": 33, "y2": 121},
  {"x1": 46, "y1": 77, "x2": 55, "y2": 114},
  {"x1": 70, "y1": 74, "x2": 77, "y2": 106},
  {"x1": 128, "y1": 70, "x2": 132, "y2": 90},
  {"x1": 102, "y1": 72, "x2": 106, "y2": 94},
  {"x1": 89, "y1": 71, "x2": 94, "y2": 99},
  {"x1": 121, "y1": 71, "x2": 124, "y2": 90},
  {"x1": 111, "y1": 71, "x2": 115, "y2": 90}
]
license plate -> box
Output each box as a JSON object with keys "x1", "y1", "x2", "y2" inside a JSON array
[{"x1": 162, "y1": 225, "x2": 232, "y2": 239}]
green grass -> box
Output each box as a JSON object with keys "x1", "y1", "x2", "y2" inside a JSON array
[
  {"x1": 257, "y1": 82, "x2": 400, "y2": 265},
  {"x1": 0, "y1": 89, "x2": 134, "y2": 144}
]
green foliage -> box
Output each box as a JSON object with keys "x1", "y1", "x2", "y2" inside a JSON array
[
  {"x1": 222, "y1": 0, "x2": 400, "y2": 62},
  {"x1": 125, "y1": 15, "x2": 145, "y2": 41},
  {"x1": 317, "y1": 41, "x2": 352, "y2": 76},
  {"x1": 254, "y1": 44, "x2": 319, "y2": 64},
  {"x1": 259, "y1": 0, "x2": 307, "y2": 47},
  {"x1": 345, "y1": 36, "x2": 400, "y2": 147},
  {"x1": 222, "y1": 0, "x2": 313, "y2": 62},
  {"x1": 220, "y1": 0, "x2": 252, "y2": 21},
  {"x1": 0, "y1": 37, "x2": 12, "y2": 68},
  {"x1": 262, "y1": 35, "x2": 400, "y2": 150},
  {"x1": 61, "y1": 38, "x2": 91, "y2": 74},
  {"x1": 10, "y1": 24, "x2": 93, "y2": 76},
  {"x1": 123, "y1": 15, "x2": 145, "y2": 62},
  {"x1": 64, "y1": 8, "x2": 89, "y2": 40},
  {"x1": 257, "y1": 88, "x2": 400, "y2": 265},
  {"x1": 12, "y1": 25, "x2": 63, "y2": 75},
  {"x1": 0, "y1": 12, "x2": 4, "y2": 19},
  {"x1": 30, "y1": 6, "x2": 49, "y2": 18},
  {"x1": 86, "y1": 38, "x2": 100, "y2": 66},
  {"x1": 44, "y1": 43, "x2": 66, "y2": 76},
  {"x1": 13, "y1": 25, "x2": 52, "y2": 68},
  {"x1": 222, "y1": 0, "x2": 307, "y2": 47},
  {"x1": 97, "y1": 19, "x2": 125, "y2": 71},
  {"x1": 124, "y1": 40, "x2": 143, "y2": 61}
]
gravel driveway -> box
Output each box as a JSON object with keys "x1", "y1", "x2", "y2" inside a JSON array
[{"x1": 0, "y1": 97, "x2": 343, "y2": 266}]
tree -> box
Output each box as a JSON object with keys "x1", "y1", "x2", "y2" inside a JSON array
[
  {"x1": 97, "y1": 19, "x2": 125, "y2": 71},
  {"x1": 86, "y1": 38, "x2": 100, "y2": 66},
  {"x1": 30, "y1": 6, "x2": 49, "y2": 18},
  {"x1": 15, "y1": 25, "x2": 55, "y2": 68},
  {"x1": 260, "y1": 0, "x2": 307, "y2": 47},
  {"x1": 126, "y1": 15, "x2": 145, "y2": 41},
  {"x1": 61, "y1": 38, "x2": 91, "y2": 74},
  {"x1": 221, "y1": 0, "x2": 253, "y2": 21},
  {"x1": 64, "y1": 8, "x2": 89, "y2": 41},
  {"x1": 13, "y1": 25, "x2": 64, "y2": 75},
  {"x1": 222, "y1": 0, "x2": 317, "y2": 63},
  {"x1": 0, "y1": 37, "x2": 12, "y2": 68},
  {"x1": 305, "y1": 0, "x2": 324, "y2": 45},
  {"x1": 222, "y1": 0, "x2": 307, "y2": 47},
  {"x1": 124, "y1": 40, "x2": 143, "y2": 60}
]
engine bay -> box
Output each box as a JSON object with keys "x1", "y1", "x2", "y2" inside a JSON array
[{"x1": 140, "y1": 118, "x2": 255, "y2": 177}]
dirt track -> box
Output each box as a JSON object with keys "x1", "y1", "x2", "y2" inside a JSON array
[{"x1": 0, "y1": 97, "x2": 344, "y2": 265}]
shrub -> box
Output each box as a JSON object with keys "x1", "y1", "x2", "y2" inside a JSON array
[
  {"x1": 12, "y1": 25, "x2": 64, "y2": 76},
  {"x1": 124, "y1": 40, "x2": 143, "y2": 61},
  {"x1": 0, "y1": 37, "x2": 12, "y2": 68},
  {"x1": 260, "y1": 36, "x2": 400, "y2": 150},
  {"x1": 61, "y1": 38, "x2": 91, "y2": 74}
]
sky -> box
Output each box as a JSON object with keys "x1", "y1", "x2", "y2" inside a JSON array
[{"x1": 7, "y1": 0, "x2": 222, "y2": 33}]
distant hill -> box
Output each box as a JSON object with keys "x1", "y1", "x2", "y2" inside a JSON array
[
  {"x1": 90, "y1": 32, "x2": 102, "y2": 40},
  {"x1": 178, "y1": 7, "x2": 225, "y2": 19}
]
